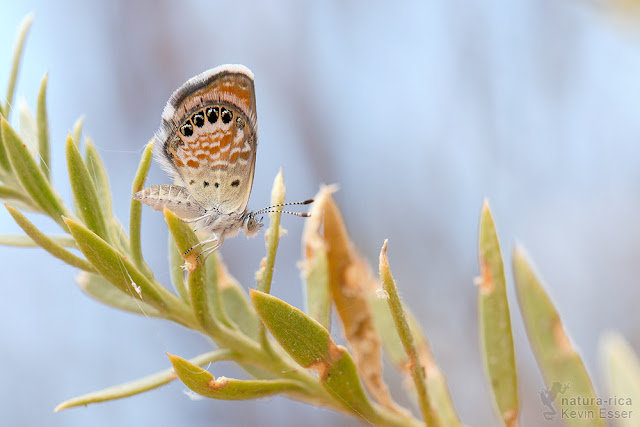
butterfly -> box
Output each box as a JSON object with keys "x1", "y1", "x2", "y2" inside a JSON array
[{"x1": 134, "y1": 64, "x2": 311, "y2": 260}]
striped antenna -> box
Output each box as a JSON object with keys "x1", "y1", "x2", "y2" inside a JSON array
[{"x1": 253, "y1": 199, "x2": 314, "y2": 216}]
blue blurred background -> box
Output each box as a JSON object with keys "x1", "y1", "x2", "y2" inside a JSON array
[{"x1": 1, "y1": 1, "x2": 639, "y2": 426}]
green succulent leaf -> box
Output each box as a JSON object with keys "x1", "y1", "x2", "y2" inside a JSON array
[
  {"x1": 600, "y1": 332, "x2": 640, "y2": 427},
  {"x1": 250, "y1": 289, "x2": 332, "y2": 368},
  {"x1": 303, "y1": 248, "x2": 331, "y2": 329},
  {"x1": 477, "y1": 200, "x2": 518, "y2": 426},
  {"x1": 66, "y1": 134, "x2": 109, "y2": 241},
  {"x1": 168, "y1": 234, "x2": 189, "y2": 301},
  {"x1": 205, "y1": 252, "x2": 232, "y2": 327},
  {"x1": 71, "y1": 116, "x2": 84, "y2": 145},
  {"x1": 3, "y1": 14, "x2": 33, "y2": 118},
  {"x1": 164, "y1": 208, "x2": 224, "y2": 334},
  {"x1": 219, "y1": 266, "x2": 260, "y2": 341},
  {"x1": 0, "y1": 114, "x2": 11, "y2": 173},
  {"x1": 55, "y1": 350, "x2": 233, "y2": 411},
  {"x1": 5, "y1": 203, "x2": 94, "y2": 271},
  {"x1": 36, "y1": 73, "x2": 50, "y2": 179},
  {"x1": 64, "y1": 216, "x2": 187, "y2": 318},
  {"x1": 513, "y1": 246, "x2": 604, "y2": 427},
  {"x1": 0, "y1": 185, "x2": 37, "y2": 210},
  {"x1": 84, "y1": 136, "x2": 112, "y2": 220},
  {"x1": 0, "y1": 233, "x2": 76, "y2": 247},
  {"x1": 168, "y1": 353, "x2": 302, "y2": 400},
  {"x1": 379, "y1": 240, "x2": 436, "y2": 427},
  {"x1": 129, "y1": 139, "x2": 154, "y2": 271},
  {"x1": 18, "y1": 100, "x2": 38, "y2": 157},
  {"x1": 1, "y1": 117, "x2": 70, "y2": 229},
  {"x1": 256, "y1": 169, "x2": 286, "y2": 295},
  {"x1": 369, "y1": 295, "x2": 461, "y2": 426},
  {"x1": 77, "y1": 271, "x2": 164, "y2": 317}
]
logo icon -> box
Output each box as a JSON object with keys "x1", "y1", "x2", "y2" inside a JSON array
[{"x1": 540, "y1": 382, "x2": 570, "y2": 421}]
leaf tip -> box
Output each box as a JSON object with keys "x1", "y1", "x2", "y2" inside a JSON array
[
  {"x1": 22, "y1": 12, "x2": 35, "y2": 27},
  {"x1": 512, "y1": 243, "x2": 527, "y2": 266},
  {"x1": 481, "y1": 197, "x2": 491, "y2": 212},
  {"x1": 248, "y1": 288, "x2": 260, "y2": 303},
  {"x1": 379, "y1": 239, "x2": 389, "y2": 268}
]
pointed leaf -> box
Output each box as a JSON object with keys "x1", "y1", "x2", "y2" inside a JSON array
[
  {"x1": 600, "y1": 333, "x2": 640, "y2": 427},
  {"x1": 71, "y1": 116, "x2": 84, "y2": 145},
  {"x1": 18, "y1": 99, "x2": 38, "y2": 156},
  {"x1": 379, "y1": 241, "x2": 436, "y2": 426},
  {"x1": 55, "y1": 350, "x2": 233, "y2": 411},
  {"x1": 66, "y1": 134, "x2": 109, "y2": 241},
  {"x1": 301, "y1": 188, "x2": 332, "y2": 328},
  {"x1": 64, "y1": 216, "x2": 188, "y2": 319},
  {"x1": 84, "y1": 136, "x2": 112, "y2": 219},
  {"x1": 256, "y1": 169, "x2": 286, "y2": 295},
  {"x1": 250, "y1": 289, "x2": 331, "y2": 367},
  {"x1": 318, "y1": 187, "x2": 401, "y2": 413},
  {"x1": 477, "y1": 201, "x2": 518, "y2": 426},
  {"x1": 77, "y1": 271, "x2": 164, "y2": 317},
  {"x1": 0, "y1": 233, "x2": 76, "y2": 248},
  {"x1": 1, "y1": 118, "x2": 70, "y2": 229},
  {"x1": 164, "y1": 208, "x2": 222, "y2": 334},
  {"x1": 37, "y1": 73, "x2": 50, "y2": 179},
  {"x1": 3, "y1": 14, "x2": 33, "y2": 117},
  {"x1": 205, "y1": 252, "x2": 232, "y2": 327},
  {"x1": 302, "y1": 249, "x2": 330, "y2": 329},
  {"x1": 218, "y1": 259, "x2": 260, "y2": 341},
  {"x1": 129, "y1": 139, "x2": 154, "y2": 271},
  {"x1": 250, "y1": 290, "x2": 376, "y2": 413},
  {"x1": 0, "y1": 185, "x2": 37, "y2": 209},
  {"x1": 5, "y1": 203, "x2": 94, "y2": 271},
  {"x1": 369, "y1": 296, "x2": 461, "y2": 426},
  {"x1": 513, "y1": 246, "x2": 603, "y2": 426},
  {"x1": 168, "y1": 234, "x2": 188, "y2": 301},
  {"x1": 168, "y1": 353, "x2": 301, "y2": 400}
]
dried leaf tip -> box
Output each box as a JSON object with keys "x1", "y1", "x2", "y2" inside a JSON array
[
  {"x1": 271, "y1": 168, "x2": 285, "y2": 206},
  {"x1": 379, "y1": 239, "x2": 389, "y2": 271}
]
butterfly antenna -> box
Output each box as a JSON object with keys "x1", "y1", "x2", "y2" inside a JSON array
[
  {"x1": 258, "y1": 209, "x2": 311, "y2": 217},
  {"x1": 254, "y1": 199, "x2": 314, "y2": 216}
]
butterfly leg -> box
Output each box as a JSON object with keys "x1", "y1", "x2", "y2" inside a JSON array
[
  {"x1": 183, "y1": 234, "x2": 218, "y2": 257},
  {"x1": 196, "y1": 236, "x2": 225, "y2": 263}
]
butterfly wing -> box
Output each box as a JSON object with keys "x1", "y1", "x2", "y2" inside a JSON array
[{"x1": 154, "y1": 65, "x2": 258, "y2": 215}]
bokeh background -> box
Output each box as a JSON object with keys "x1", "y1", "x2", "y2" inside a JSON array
[{"x1": 1, "y1": 1, "x2": 639, "y2": 426}]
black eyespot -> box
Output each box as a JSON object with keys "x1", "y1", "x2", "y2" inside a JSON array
[
  {"x1": 235, "y1": 117, "x2": 245, "y2": 129},
  {"x1": 180, "y1": 121, "x2": 193, "y2": 137},
  {"x1": 192, "y1": 111, "x2": 205, "y2": 127},
  {"x1": 214, "y1": 182, "x2": 220, "y2": 188},
  {"x1": 231, "y1": 179, "x2": 240, "y2": 187},
  {"x1": 221, "y1": 108, "x2": 232, "y2": 124},
  {"x1": 203, "y1": 181, "x2": 209, "y2": 188},
  {"x1": 189, "y1": 179, "x2": 195, "y2": 185},
  {"x1": 206, "y1": 107, "x2": 219, "y2": 123}
]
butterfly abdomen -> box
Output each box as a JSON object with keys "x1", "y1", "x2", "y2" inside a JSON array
[{"x1": 133, "y1": 184, "x2": 206, "y2": 219}]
